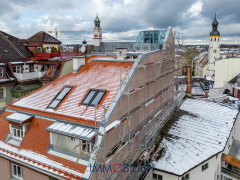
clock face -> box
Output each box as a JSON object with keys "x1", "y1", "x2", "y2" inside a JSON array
[{"x1": 80, "y1": 45, "x2": 86, "y2": 53}]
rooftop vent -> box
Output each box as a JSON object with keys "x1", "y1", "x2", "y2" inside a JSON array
[{"x1": 116, "y1": 48, "x2": 127, "y2": 60}]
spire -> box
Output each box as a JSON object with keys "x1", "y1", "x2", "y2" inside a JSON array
[{"x1": 210, "y1": 10, "x2": 220, "y2": 36}]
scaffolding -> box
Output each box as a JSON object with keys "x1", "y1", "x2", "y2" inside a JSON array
[{"x1": 90, "y1": 30, "x2": 186, "y2": 180}]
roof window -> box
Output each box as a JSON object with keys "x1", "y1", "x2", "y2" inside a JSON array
[
  {"x1": 48, "y1": 86, "x2": 72, "y2": 109},
  {"x1": 82, "y1": 89, "x2": 106, "y2": 106}
]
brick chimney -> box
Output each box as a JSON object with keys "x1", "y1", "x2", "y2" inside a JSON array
[{"x1": 186, "y1": 66, "x2": 192, "y2": 96}]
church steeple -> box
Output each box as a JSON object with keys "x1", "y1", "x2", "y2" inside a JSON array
[{"x1": 210, "y1": 11, "x2": 220, "y2": 36}]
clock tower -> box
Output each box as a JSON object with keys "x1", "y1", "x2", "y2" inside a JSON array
[{"x1": 93, "y1": 15, "x2": 102, "y2": 46}]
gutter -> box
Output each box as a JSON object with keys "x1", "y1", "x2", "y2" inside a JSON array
[{"x1": 0, "y1": 152, "x2": 67, "y2": 180}]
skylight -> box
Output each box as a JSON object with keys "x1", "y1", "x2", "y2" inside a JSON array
[
  {"x1": 82, "y1": 89, "x2": 106, "y2": 106},
  {"x1": 48, "y1": 86, "x2": 72, "y2": 109}
]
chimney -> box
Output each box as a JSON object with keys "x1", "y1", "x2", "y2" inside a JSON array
[
  {"x1": 186, "y1": 65, "x2": 192, "y2": 96},
  {"x1": 237, "y1": 74, "x2": 240, "y2": 87},
  {"x1": 116, "y1": 48, "x2": 127, "y2": 60},
  {"x1": 73, "y1": 56, "x2": 85, "y2": 73}
]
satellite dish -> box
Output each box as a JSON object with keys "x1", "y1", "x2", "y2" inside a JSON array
[{"x1": 80, "y1": 45, "x2": 86, "y2": 53}]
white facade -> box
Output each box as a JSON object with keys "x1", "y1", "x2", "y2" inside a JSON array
[
  {"x1": 93, "y1": 26, "x2": 102, "y2": 46},
  {"x1": 208, "y1": 36, "x2": 220, "y2": 77},
  {"x1": 215, "y1": 57, "x2": 240, "y2": 88}
]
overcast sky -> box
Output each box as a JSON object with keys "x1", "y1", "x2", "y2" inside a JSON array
[{"x1": 0, "y1": 0, "x2": 239, "y2": 45}]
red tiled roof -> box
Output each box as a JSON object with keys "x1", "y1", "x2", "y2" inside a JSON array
[
  {"x1": 0, "y1": 111, "x2": 86, "y2": 179},
  {"x1": 8, "y1": 60, "x2": 133, "y2": 125}
]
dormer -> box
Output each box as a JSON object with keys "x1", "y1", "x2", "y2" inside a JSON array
[{"x1": 4, "y1": 112, "x2": 33, "y2": 146}]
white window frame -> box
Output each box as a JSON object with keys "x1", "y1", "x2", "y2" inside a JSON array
[
  {"x1": 0, "y1": 67, "x2": 3, "y2": 77},
  {"x1": 12, "y1": 127, "x2": 24, "y2": 139},
  {"x1": 51, "y1": 65, "x2": 55, "y2": 74},
  {"x1": 0, "y1": 87, "x2": 4, "y2": 101},
  {"x1": 13, "y1": 65, "x2": 21, "y2": 73},
  {"x1": 11, "y1": 163, "x2": 23, "y2": 179},
  {"x1": 80, "y1": 139, "x2": 92, "y2": 153}
]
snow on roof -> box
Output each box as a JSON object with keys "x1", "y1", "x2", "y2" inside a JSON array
[
  {"x1": 153, "y1": 98, "x2": 238, "y2": 176},
  {"x1": 5, "y1": 112, "x2": 33, "y2": 125},
  {"x1": 0, "y1": 141, "x2": 84, "y2": 179},
  {"x1": 46, "y1": 121, "x2": 96, "y2": 141},
  {"x1": 10, "y1": 61, "x2": 133, "y2": 124}
]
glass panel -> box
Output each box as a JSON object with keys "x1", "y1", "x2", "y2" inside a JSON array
[
  {"x1": 13, "y1": 164, "x2": 17, "y2": 176},
  {"x1": 56, "y1": 87, "x2": 72, "y2": 100},
  {"x1": 21, "y1": 131, "x2": 23, "y2": 138},
  {"x1": 91, "y1": 91, "x2": 105, "y2": 106},
  {"x1": 14, "y1": 129, "x2": 17, "y2": 137},
  {"x1": 82, "y1": 90, "x2": 96, "y2": 104},
  {"x1": 48, "y1": 99, "x2": 61, "y2": 109},
  {"x1": 17, "y1": 166, "x2": 21, "y2": 177},
  {"x1": 0, "y1": 67, "x2": 2, "y2": 76}
]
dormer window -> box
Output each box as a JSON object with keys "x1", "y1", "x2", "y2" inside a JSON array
[
  {"x1": 82, "y1": 89, "x2": 106, "y2": 106},
  {"x1": 4, "y1": 112, "x2": 33, "y2": 146},
  {"x1": 13, "y1": 65, "x2": 21, "y2": 73},
  {"x1": 48, "y1": 86, "x2": 72, "y2": 109}
]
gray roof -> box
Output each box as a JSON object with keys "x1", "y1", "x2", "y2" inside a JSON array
[
  {"x1": 5, "y1": 112, "x2": 33, "y2": 125},
  {"x1": 92, "y1": 42, "x2": 159, "y2": 53},
  {"x1": 46, "y1": 121, "x2": 96, "y2": 141}
]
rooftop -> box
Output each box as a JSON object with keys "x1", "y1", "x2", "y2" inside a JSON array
[
  {"x1": 8, "y1": 59, "x2": 133, "y2": 125},
  {"x1": 153, "y1": 98, "x2": 238, "y2": 176},
  {"x1": 28, "y1": 31, "x2": 61, "y2": 44}
]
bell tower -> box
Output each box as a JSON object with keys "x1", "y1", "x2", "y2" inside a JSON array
[
  {"x1": 93, "y1": 15, "x2": 102, "y2": 46},
  {"x1": 208, "y1": 10, "x2": 220, "y2": 78}
]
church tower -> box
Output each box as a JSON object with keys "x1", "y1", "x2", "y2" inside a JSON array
[
  {"x1": 93, "y1": 15, "x2": 102, "y2": 46},
  {"x1": 208, "y1": 11, "x2": 220, "y2": 78}
]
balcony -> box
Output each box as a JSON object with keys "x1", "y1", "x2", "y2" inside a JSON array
[
  {"x1": 222, "y1": 167, "x2": 240, "y2": 179},
  {"x1": 32, "y1": 53, "x2": 60, "y2": 60},
  {"x1": 13, "y1": 71, "x2": 46, "y2": 81}
]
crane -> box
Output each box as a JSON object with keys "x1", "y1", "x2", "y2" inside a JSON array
[{"x1": 48, "y1": 28, "x2": 91, "y2": 39}]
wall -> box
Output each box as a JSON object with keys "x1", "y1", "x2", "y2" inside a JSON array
[
  {"x1": 59, "y1": 59, "x2": 73, "y2": 78},
  {"x1": 215, "y1": 57, "x2": 240, "y2": 88},
  {"x1": 23, "y1": 166, "x2": 49, "y2": 180},
  {"x1": 0, "y1": 157, "x2": 11, "y2": 179}
]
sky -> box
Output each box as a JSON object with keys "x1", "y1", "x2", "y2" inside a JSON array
[{"x1": 0, "y1": 0, "x2": 240, "y2": 45}]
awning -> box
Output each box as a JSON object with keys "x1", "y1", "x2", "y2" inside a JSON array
[
  {"x1": 5, "y1": 112, "x2": 33, "y2": 125},
  {"x1": 46, "y1": 121, "x2": 96, "y2": 141},
  {"x1": 11, "y1": 82, "x2": 42, "y2": 92}
]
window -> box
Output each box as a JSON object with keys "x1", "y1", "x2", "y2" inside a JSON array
[
  {"x1": 13, "y1": 65, "x2": 21, "y2": 73},
  {"x1": 0, "y1": 67, "x2": 3, "y2": 76},
  {"x1": 202, "y1": 163, "x2": 208, "y2": 171},
  {"x1": 81, "y1": 140, "x2": 92, "y2": 153},
  {"x1": 12, "y1": 163, "x2": 23, "y2": 179},
  {"x1": 69, "y1": 137, "x2": 75, "y2": 141},
  {"x1": 182, "y1": 173, "x2": 190, "y2": 180},
  {"x1": 0, "y1": 88, "x2": 3, "y2": 101},
  {"x1": 29, "y1": 64, "x2": 34, "y2": 72},
  {"x1": 37, "y1": 47, "x2": 42, "y2": 52},
  {"x1": 40, "y1": 65, "x2": 47, "y2": 72},
  {"x1": 12, "y1": 128, "x2": 24, "y2": 139},
  {"x1": 82, "y1": 89, "x2": 106, "y2": 106},
  {"x1": 153, "y1": 173, "x2": 163, "y2": 180},
  {"x1": 51, "y1": 65, "x2": 55, "y2": 74},
  {"x1": 48, "y1": 86, "x2": 72, "y2": 109}
]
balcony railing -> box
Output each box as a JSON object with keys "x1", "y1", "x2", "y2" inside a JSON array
[{"x1": 222, "y1": 167, "x2": 240, "y2": 179}]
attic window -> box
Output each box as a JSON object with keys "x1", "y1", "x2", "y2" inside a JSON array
[
  {"x1": 48, "y1": 86, "x2": 72, "y2": 109},
  {"x1": 82, "y1": 89, "x2": 106, "y2": 106}
]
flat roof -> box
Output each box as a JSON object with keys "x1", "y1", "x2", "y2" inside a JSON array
[{"x1": 153, "y1": 98, "x2": 238, "y2": 176}]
